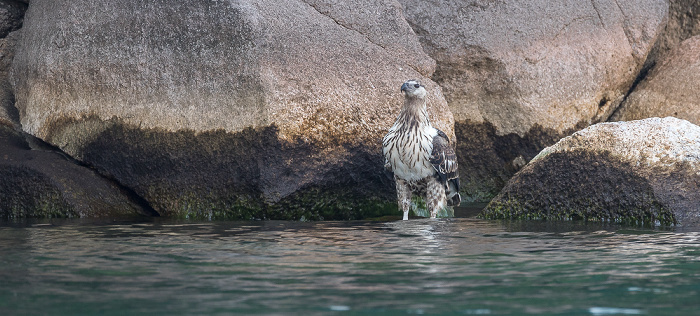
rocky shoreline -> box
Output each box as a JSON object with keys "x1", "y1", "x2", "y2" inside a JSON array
[
  {"x1": 1, "y1": 0, "x2": 698, "y2": 224},
  {"x1": 482, "y1": 117, "x2": 700, "y2": 226}
]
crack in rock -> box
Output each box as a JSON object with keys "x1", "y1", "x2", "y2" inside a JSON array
[
  {"x1": 612, "y1": 0, "x2": 641, "y2": 61},
  {"x1": 300, "y1": 0, "x2": 423, "y2": 75},
  {"x1": 590, "y1": 0, "x2": 605, "y2": 27}
]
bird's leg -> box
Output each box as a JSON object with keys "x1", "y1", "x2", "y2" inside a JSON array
[
  {"x1": 395, "y1": 178, "x2": 412, "y2": 220},
  {"x1": 426, "y1": 179, "x2": 447, "y2": 219}
]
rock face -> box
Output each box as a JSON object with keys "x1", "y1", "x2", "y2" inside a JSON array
[
  {"x1": 399, "y1": 0, "x2": 668, "y2": 200},
  {"x1": 611, "y1": 36, "x2": 700, "y2": 125},
  {"x1": 0, "y1": 29, "x2": 20, "y2": 127},
  {"x1": 0, "y1": 0, "x2": 25, "y2": 127},
  {"x1": 10, "y1": 0, "x2": 454, "y2": 219},
  {"x1": 0, "y1": 123, "x2": 157, "y2": 219},
  {"x1": 7, "y1": 0, "x2": 691, "y2": 220},
  {"x1": 1, "y1": 0, "x2": 153, "y2": 219},
  {"x1": 483, "y1": 117, "x2": 700, "y2": 226},
  {"x1": 651, "y1": 0, "x2": 700, "y2": 60},
  {"x1": 0, "y1": 1, "x2": 25, "y2": 38}
]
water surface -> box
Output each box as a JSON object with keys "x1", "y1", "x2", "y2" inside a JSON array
[{"x1": 1, "y1": 208, "x2": 699, "y2": 315}]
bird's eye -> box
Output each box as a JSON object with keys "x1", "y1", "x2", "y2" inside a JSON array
[{"x1": 414, "y1": 84, "x2": 420, "y2": 88}]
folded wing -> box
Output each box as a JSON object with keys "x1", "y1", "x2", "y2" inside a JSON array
[{"x1": 430, "y1": 129, "x2": 461, "y2": 206}]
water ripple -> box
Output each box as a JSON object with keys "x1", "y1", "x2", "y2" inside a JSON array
[{"x1": 1, "y1": 218, "x2": 699, "y2": 315}]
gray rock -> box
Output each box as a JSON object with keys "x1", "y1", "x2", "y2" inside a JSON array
[
  {"x1": 0, "y1": 123, "x2": 157, "y2": 219},
  {"x1": 0, "y1": 0, "x2": 25, "y2": 127},
  {"x1": 399, "y1": 0, "x2": 668, "y2": 200},
  {"x1": 483, "y1": 117, "x2": 700, "y2": 226},
  {"x1": 611, "y1": 35, "x2": 700, "y2": 126},
  {"x1": 0, "y1": 0, "x2": 26, "y2": 38},
  {"x1": 0, "y1": 30, "x2": 20, "y2": 127},
  {"x1": 649, "y1": 0, "x2": 700, "y2": 62},
  {"x1": 10, "y1": 0, "x2": 454, "y2": 219}
]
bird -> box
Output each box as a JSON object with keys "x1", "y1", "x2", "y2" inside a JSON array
[{"x1": 382, "y1": 79, "x2": 461, "y2": 220}]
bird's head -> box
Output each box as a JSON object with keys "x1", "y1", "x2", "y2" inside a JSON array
[{"x1": 400, "y1": 79, "x2": 427, "y2": 99}]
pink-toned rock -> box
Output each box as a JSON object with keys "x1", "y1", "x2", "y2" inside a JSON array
[
  {"x1": 611, "y1": 35, "x2": 700, "y2": 125},
  {"x1": 651, "y1": 0, "x2": 700, "y2": 60}
]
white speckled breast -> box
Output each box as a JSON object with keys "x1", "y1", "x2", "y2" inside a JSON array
[{"x1": 383, "y1": 123, "x2": 438, "y2": 182}]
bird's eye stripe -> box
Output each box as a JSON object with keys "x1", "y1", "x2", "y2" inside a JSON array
[{"x1": 414, "y1": 84, "x2": 420, "y2": 88}]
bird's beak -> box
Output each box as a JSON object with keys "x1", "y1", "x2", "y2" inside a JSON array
[{"x1": 400, "y1": 82, "x2": 408, "y2": 92}]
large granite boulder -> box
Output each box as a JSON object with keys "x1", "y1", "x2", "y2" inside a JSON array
[
  {"x1": 399, "y1": 0, "x2": 668, "y2": 200},
  {"x1": 1, "y1": 0, "x2": 155, "y2": 219},
  {"x1": 0, "y1": 123, "x2": 157, "y2": 219},
  {"x1": 611, "y1": 36, "x2": 700, "y2": 126},
  {"x1": 10, "y1": 0, "x2": 454, "y2": 219},
  {"x1": 482, "y1": 117, "x2": 700, "y2": 226}
]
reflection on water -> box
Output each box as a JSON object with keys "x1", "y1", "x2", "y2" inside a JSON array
[{"x1": 1, "y1": 215, "x2": 700, "y2": 315}]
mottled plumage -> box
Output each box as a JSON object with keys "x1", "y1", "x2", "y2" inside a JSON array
[{"x1": 383, "y1": 79, "x2": 461, "y2": 220}]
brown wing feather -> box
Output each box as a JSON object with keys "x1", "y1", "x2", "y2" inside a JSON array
[
  {"x1": 430, "y1": 129, "x2": 461, "y2": 206},
  {"x1": 430, "y1": 130, "x2": 459, "y2": 180}
]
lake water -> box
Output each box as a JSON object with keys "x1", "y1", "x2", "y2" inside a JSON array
[{"x1": 2, "y1": 206, "x2": 699, "y2": 315}]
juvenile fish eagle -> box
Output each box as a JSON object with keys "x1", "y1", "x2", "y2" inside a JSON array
[{"x1": 382, "y1": 79, "x2": 461, "y2": 220}]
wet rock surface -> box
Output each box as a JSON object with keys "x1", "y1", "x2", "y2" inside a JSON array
[
  {"x1": 483, "y1": 118, "x2": 700, "y2": 226},
  {"x1": 0, "y1": 123, "x2": 156, "y2": 219},
  {"x1": 43, "y1": 116, "x2": 395, "y2": 219}
]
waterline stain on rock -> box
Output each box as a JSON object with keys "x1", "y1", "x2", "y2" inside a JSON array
[
  {"x1": 481, "y1": 149, "x2": 676, "y2": 225},
  {"x1": 0, "y1": 123, "x2": 155, "y2": 219},
  {"x1": 44, "y1": 115, "x2": 397, "y2": 220},
  {"x1": 454, "y1": 119, "x2": 588, "y2": 202}
]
